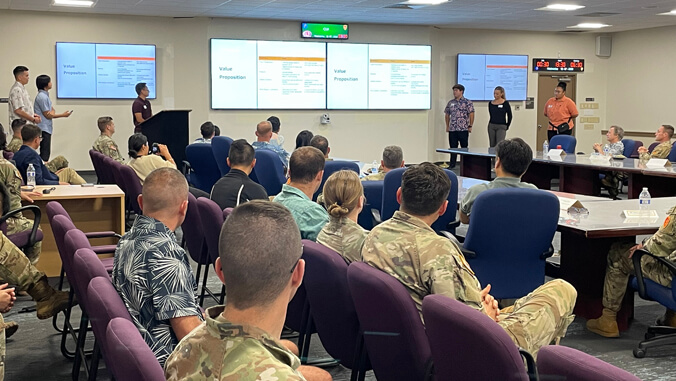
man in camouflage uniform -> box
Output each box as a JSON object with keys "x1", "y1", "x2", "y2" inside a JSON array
[
  {"x1": 587, "y1": 205, "x2": 676, "y2": 337},
  {"x1": 165, "y1": 201, "x2": 330, "y2": 381},
  {"x1": 361, "y1": 145, "x2": 405, "y2": 181},
  {"x1": 8, "y1": 119, "x2": 69, "y2": 173},
  {"x1": 361, "y1": 162, "x2": 577, "y2": 358},
  {"x1": 92, "y1": 116, "x2": 124, "y2": 163},
  {"x1": 637, "y1": 125, "x2": 674, "y2": 161},
  {"x1": 0, "y1": 158, "x2": 42, "y2": 264}
]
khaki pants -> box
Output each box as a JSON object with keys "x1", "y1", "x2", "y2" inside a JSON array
[
  {"x1": 45, "y1": 155, "x2": 68, "y2": 174},
  {"x1": 498, "y1": 279, "x2": 577, "y2": 358},
  {"x1": 56, "y1": 168, "x2": 86, "y2": 185}
]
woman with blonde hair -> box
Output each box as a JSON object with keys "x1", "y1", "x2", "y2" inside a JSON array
[
  {"x1": 487, "y1": 86, "x2": 512, "y2": 148},
  {"x1": 317, "y1": 170, "x2": 368, "y2": 264}
]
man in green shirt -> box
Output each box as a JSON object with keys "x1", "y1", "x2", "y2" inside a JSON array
[
  {"x1": 273, "y1": 147, "x2": 329, "y2": 241},
  {"x1": 362, "y1": 145, "x2": 405, "y2": 181},
  {"x1": 460, "y1": 138, "x2": 536, "y2": 224}
]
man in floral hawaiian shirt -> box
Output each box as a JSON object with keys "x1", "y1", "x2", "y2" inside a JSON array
[{"x1": 444, "y1": 84, "x2": 475, "y2": 168}]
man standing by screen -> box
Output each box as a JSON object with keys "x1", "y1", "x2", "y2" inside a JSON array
[
  {"x1": 132, "y1": 82, "x2": 152, "y2": 133},
  {"x1": 8, "y1": 66, "x2": 41, "y2": 126},
  {"x1": 444, "y1": 84, "x2": 474, "y2": 169},
  {"x1": 34, "y1": 75, "x2": 72, "y2": 162}
]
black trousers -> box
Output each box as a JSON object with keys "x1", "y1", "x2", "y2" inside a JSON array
[
  {"x1": 547, "y1": 128, "x2": 572, "y2": 142},
  {"x1": 40, "y1": 131, "x2": 52, "y2": 162},
  {"x1": 448, "y1": 130, "x2": 469, "y2": 167}
]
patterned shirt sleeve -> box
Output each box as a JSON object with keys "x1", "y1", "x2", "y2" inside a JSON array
[
  {"x1": 147, "y1": 246, "x2": 201, "y2": 321},
  {"x1": 9, "y1": 87, "x2": 25, "y2": 111}
]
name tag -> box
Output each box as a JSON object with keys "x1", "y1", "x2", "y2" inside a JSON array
[
  {"x1": 143, "y1": 105, "x2": 147, "y2": 109},
  {"x1": 498, "y1": 105, "x2": 503, "y2": 108}
]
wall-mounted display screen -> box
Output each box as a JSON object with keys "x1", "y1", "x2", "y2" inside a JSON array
[
  {"x1": 210, "y1": 39, "x2": 431, "y2": 110},
  {"x1": 457, "y1": 54, "x2": 528, "y2": 101},
  {"x1": 56, "y1": 42, "x2": 156, "y2": 99},
  {"x1": 301, "y1": 22, "x2": 349, "y2": 39}
]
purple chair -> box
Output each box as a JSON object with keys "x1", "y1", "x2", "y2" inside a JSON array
[
  {"x1": 347, "y1": 262, "x2": 432, "y2": 381},
  {"x1": 196, "y1": 197, "x2": 225, "y2": 304},
  {"x1": 648, "y1": 142, "x2": 659, "y2": 152},
  {"x1": 105, "y1": 318, "x2": 165, "y2": 381},
  {"x1": 303, "y1": 241, "x2": 370, "y2": 380},
  {"x1": 538, "y1": 345, "x2": 641, "y2": 381},
  {"x1": 182, "y1": 193, "x2": 212, "y2": 306},
  {"x1": 2, "y1": 150, "x2": 13, "y2": 161},
  {"x1": 630, "y1": 141, "x2": 643, "y2": 158},
  {"x1": 223, "y1": 207, "x2": 233, "y2": 220},
  {"x1": 85, "y1": 276, "x2": 134, "y2": 381},
  {"x1": 422, "y1": 294, "x2": 532, "y2": 381},
  {"x1": 89, "y1": 150, "x2": 103, "y2": 184},
  {"x1": 119, "y1": 164, "x2": 143, "y2": 215},
  {"x1": 0, "y1": 204, "x2": 43, "y2": 253}
]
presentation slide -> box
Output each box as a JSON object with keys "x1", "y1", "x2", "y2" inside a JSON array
[
  {"x1": 368, "y1": 44, "x2": 431, "y2": 109},
  {"x1": 209, "y1": 39, "x2": 431, "y2": 110},
  {"x1": 327, "y1": 43, "x2": 368, "y2": 109},
  {"x1": 457, "y1": 54, "x2": 528, "y2": 101},
  {"x1": 56, "y1": 42, "x2": 156, "y2": 99},
  {"x1": 257, "y1": 41, "x2": 326, "y2": 109}
]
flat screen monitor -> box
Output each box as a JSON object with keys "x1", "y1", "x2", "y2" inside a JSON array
[
  {"x1": 457, "y1": 54, "x2": 528, "y2": 101},
  {"x1": 56, "y1": 42, "x2": 156, "y2": 99},
  {"x1": 301, "y1": 22, "x2": 349, "y2": 39}
]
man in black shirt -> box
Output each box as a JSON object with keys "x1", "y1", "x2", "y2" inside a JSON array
[
  {"x1": 132, "y1": 82, "x2": 152, "y2": 133},
  {"x1": 210, "y1": 139, "x2": 268, "y2": 209}
]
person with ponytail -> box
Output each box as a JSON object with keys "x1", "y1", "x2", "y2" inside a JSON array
[
  {"x1": 487, "y1": 86, "x2": 512, "y2": 148},
  {"x1": 127, "y1": 133, "x2": 176, "y2": 184},
  {"x1": 317, "y1": 170, "x2": 368, "y2": 264}
]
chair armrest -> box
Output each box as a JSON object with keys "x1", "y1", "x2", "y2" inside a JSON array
[
  {"x1": 181, "y1": 160, "x2": 192, "y2": 176},
  {"x1": 540, "y1": 244, "x2": 555, "y2": 260},
  {"x1": 440, "y1": 231, "x2": 476, "y2": 258},
  {"x1": 447, "y1": 219, "x2": 461, "y2": 231},
  {"x1": 84, "y1": 231, "x2": 122, "y2": 240},
  {"x1": 0, "y1": 205, "x2": 41, "y2": 248},
  {"x1": 518, "y1": 348, "x2": 538, "y2": 381},
  {"x1": 632, "y1": 249, "x2": 676, "y2": 300},
  {"x1": 371, "y1": 209, "x2": 381, "y2": 225}
]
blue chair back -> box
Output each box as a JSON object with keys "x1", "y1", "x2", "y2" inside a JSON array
[
  {"x1": 464, "y1": 188, "x2": 559, "y2": 299},
  {"x1": 358, "y1": 180, "x2": 383, "y2": 230},
  {"x1": 621, "y1": 139, "x2": 636, "y2": 157},
  {"x1": 630, "y1": 141, "x2": 643, "y2": 158},
  {"x1": 381, "y1": 167, "x2": 459, "y2": 234},
  {"x1": 549, "y1": 135, "x2": 576, "y2": 154},
  {"x1": 669, "y1": 142, "x2": 676, "y2": 163},
  {"x1": 185, "y1": 144, "x2": 222, "y2": 193},
  {"x1": 314, "y1": 160, "x2": 360, "y2": 200},
  {"x1": 211, "y1": 136, "x2": 233, "y2": 176},
  {"x1": 252, "y1": 149, "x2": 286, "y2": 196}
]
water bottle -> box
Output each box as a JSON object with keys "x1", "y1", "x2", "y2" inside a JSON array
[
  {"x1": 543, "y1": 140, "x2": 549, "y2": 156},
  {"x1": 603, "y1": 144, "x2": 610, "y2": 156},
  {"x1": 639, "y1": 187, "x2": 651, "y2": 214},
  {"x1": 27, "y1": 164, "x2": 36, "y2": 188},
  {"x1": 371, "y1": 160, "x2": 378, "y2": 174}
]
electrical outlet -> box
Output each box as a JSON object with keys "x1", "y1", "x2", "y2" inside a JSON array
[{"x1": 514, "y1": 105, "x2": 521, "y2": 111}]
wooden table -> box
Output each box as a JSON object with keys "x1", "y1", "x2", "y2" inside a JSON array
[
  {"x1": 438, "y1": 148, "x2": 676, "y2": 199},
  {"x1": 23, "y1": 185, "x2": 125, "y2": 277}
]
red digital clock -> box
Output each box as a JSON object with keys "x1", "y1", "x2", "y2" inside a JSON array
[{"x1": 533, "y1": 58, "x2": 584, "y2": 72}]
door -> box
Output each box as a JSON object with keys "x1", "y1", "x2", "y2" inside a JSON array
[{"x1": 537, "y1": 75, "x2": 577, "y2": 148}]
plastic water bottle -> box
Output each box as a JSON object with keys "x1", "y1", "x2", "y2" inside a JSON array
[
  {"x1": 603, "y1": 144, "x2": 610, "y2": 156},
  {"x1": 371, "y1": 160, "x2": 378, "y2": 174},
  {"x1": 639, "y1": 187, "x2": 651, "y2": 214},
  {"x1": 543, "y1": 140, "x2": 549, "y2": 156},
  {"x1": 27, "y1": 164, "x2": 36, "y2": 188}
]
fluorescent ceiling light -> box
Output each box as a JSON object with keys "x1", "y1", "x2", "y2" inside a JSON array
[
  {"x1": 538, "y1": 4, "x2": 585, "y2": 11},
  {"x1": 53, "y1": 0, "x2": 94, "y2": 7},
  {"x1": 407, "y1": 0, "x2": 449, "y2": 5},
  {"x1": 567, "y1": 23, "x2": 611, "y2": 29},
  {"x1": 657, "y1": 9, "x2": 676, "y2": 15}
]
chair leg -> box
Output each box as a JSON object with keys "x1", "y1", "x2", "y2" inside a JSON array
[
  {"x1": 635, "y1": 331, "x2": 676, "y2": 357},
  {"x1": 199, "y1": 263, "x2": 210, "y2": 306},
  {"x1": 53, "y1": 266, "x2": 68, "y2": 333},
  {"x1": 61, "y1": 290, "x2": 77, "y2": 359},
  {"x1": 218, "y1": 284, "x2": 226, "y2": 305},
  {"x1": 350, "y1": 332, "x2": 368, "y2": 381},
  {"x1": 72, "y1": 311, "x2": 90, "y2": 381},
  {"x1": 87, "y1": 340, "x2": 101, "y2": 381}
]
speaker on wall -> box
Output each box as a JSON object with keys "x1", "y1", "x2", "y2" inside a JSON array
[{"x1": 596, "y1": 36, "x2": 612, "y2": 57}]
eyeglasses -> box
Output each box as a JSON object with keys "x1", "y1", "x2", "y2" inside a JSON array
[{"x1": 290, "y1": 244, "x2": 304, "y2": 274}]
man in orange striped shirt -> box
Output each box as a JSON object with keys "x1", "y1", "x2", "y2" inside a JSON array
[{"x1": 543, "y1": 82, "x2": 578, "y2": 142}]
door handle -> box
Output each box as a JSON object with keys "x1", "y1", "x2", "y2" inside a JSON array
[{"x1": 538, "y1": 124, "x2": 542, "y2": 129}]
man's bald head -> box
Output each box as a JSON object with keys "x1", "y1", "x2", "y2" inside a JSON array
[
  {"x1": 256, "y1": 121, "x2": 272, "y2": 136},
  {"x1": 141, "y1": 168, "x2": 189, "y2": 216}
]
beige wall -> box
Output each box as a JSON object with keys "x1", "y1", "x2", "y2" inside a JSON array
[{"x1": 1, "y1": 9, "x2": 620, "y2": 170}]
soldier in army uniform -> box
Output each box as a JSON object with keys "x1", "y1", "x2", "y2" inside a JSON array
[
  {"x1": 92, "y1": 116, "x2": 124, "y2": 163},
  {"x1": 165, "y1": 201, "x2": 331, "y2": 381},
  {"x1": 637, "y1": 125, "x2": 674, "y2": 161},
  {"x1": 317, "y1": 170, "x2": 368, "y2": 264},
  {"x1": 361, "y1": 145, "x2": 405, "y2": 181},
  {"x1": 361, "y1": 162, "x2": 577, "y2": 357},
  {"x1": 587, "y1": 205, "x2": 676, "y2": 337}
]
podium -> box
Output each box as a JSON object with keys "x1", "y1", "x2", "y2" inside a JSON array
[{"x1": 138, "y1": 109, "x2": 191, "y2": 171}]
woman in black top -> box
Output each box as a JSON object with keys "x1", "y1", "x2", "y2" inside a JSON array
[{"x1": 487, "y1": 86, "x2": 512, "y2": 148}]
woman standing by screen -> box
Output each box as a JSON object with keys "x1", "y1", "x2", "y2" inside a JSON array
[{"x1": 487, "y1": 86, "x2": 512, "y2": 148}]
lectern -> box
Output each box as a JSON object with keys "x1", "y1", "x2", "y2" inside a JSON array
[{"x1": 138, "y1": 109, "x2": 191, "y2": 171}]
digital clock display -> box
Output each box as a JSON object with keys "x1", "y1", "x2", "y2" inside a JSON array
[{"x1": 533, "y1": 58, "x2": 584, "y2": 72}]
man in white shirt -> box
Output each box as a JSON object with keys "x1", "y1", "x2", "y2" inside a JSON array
[{"x1": 8, "y1": 66, "x2": 41, "y2": 125}]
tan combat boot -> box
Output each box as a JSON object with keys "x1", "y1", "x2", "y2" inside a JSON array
[
  {"x1": 0, "y1": 321, "x2": 19, "y2": 339},
  {"x1": 586, "y1": 308, "x2": 619, "y2": 338},
  {"x1": 26, "y1": 276, "x2": 71, "y2": 319},
  {"x1": 656, "y1": 309, "x2": 676, "y2": 327}
]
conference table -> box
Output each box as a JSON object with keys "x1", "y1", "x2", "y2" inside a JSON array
[
  {"x1": 22, "y1": 185, "x2": 125, "y2": 277},
  {"x1": 439, "y1": 148, "x2": 676, "y2": 199},
  {"x1": 456, "y1": 175, "x2": 673, "y2": 330}
]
